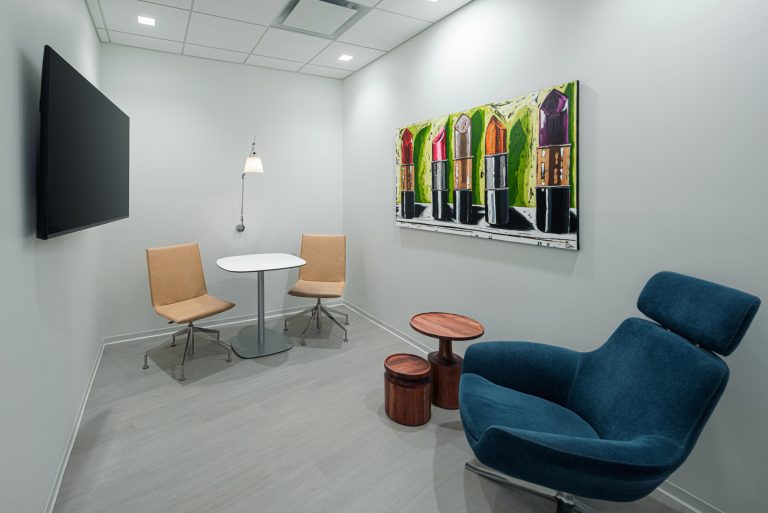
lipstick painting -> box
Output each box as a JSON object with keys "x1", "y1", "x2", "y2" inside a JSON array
[
  {"x1": 535, "y1": 89, "x2": 571, "y2": 233},
  {"x1": 453, "y1": 114, "x2": 473, "y2": 224},
  {"x1": 394, "y1": 81, "x2": 578, "y2": 251},
  {"x1": 431, "y1": 127, "x2": 450, "y2": 220},
  {"x1": 399, "y1": 128, "x2": 415, "y2": 219},
  {"x1": 484, "y1": 115, "x2": 509, "y2": 226}
]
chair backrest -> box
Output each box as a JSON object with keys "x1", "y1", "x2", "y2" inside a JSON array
[
  {"x1": 568, "y1": 272, "x2": 760, "y2": 451},
  {"x1": 298, "y1": 234, "x2": 346, "y2": 283},
  {"x1": 146, "y1": 243, "x2": 208, "y2": 307}
]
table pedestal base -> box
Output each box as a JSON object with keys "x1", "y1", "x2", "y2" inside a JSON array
[
  {"x1": 230, "y1": 329, "x2": 293, "y2": 359},
  {"x1": 428, "y1": 351, "x2": 463, "y2": 409}
]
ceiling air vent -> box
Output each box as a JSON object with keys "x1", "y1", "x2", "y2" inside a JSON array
[{"x1": 274, "y1": 0, "x2": 371, "y2": 39}]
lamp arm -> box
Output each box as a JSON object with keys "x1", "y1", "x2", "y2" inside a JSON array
[{"x1": 237, "y1": 173, "x2": 246, "y2": 232}]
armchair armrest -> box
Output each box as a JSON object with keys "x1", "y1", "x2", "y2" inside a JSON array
[{"x1": 462, "y1": 341, "x2": 581, "y2": 407}]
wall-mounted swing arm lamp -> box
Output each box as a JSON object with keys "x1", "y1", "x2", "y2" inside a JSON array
[{"x1": 237, "y1": 137, "x2": 264, "y2": 232}]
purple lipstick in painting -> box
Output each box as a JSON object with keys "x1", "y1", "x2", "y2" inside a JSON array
[
  {"x1": 453, "y1": 114, "x2": 473, "y2": 224},
  {"x1": 535, "y1": 89, "x2": 571, "y2": 233},
  {"x1": 431, "y1": 127, "x2": 451, "y2": 220}
]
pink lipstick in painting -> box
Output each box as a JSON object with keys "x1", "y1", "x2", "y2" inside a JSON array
[
  {"x1": 430, "y1": 127, "x2": 450, "y2": 220},
  {"x1": 453, "y1": 114, "x2": 473, "y2": 224},
  {"x1": 484, "y1": 115, "x2": 509, "y2": 226},
  {"x1": 400, "y1": 128, "x2": 415, "y2": 219},
  {"x1": 536, "y1": 89, "x2": 571, "y2": 233}
]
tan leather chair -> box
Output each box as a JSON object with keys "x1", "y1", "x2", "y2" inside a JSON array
[
  {"x1": 142, "y1": 243, "x2": 235, "y2": 381},
  {"x1": 284, "y1": 234, "x2": 348, "y2": 344}
]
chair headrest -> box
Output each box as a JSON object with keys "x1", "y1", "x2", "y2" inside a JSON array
[{"x1": 637, "y1": 272, "x2": 760, "y2": 356}]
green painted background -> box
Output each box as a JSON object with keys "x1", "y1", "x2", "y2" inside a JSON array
[{"x1": 395, "y1": 81, "x2": 578, "y2": 209}]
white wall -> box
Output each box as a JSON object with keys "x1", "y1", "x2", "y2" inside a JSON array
[
  {"x1": 0, "y1": 1, "x2": 102, "y2": 512},
  {"x1": 341, "y1": 0, "x2": 768, "y2": 511},
  {"x1": 98, "y1": 45, "x2": 344, "y2": 337}
]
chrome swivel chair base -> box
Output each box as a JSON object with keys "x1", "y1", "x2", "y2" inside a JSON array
[
  {"x1": 465, "y1": 460, "x2": 597, "y2": 513},
  {"x1": 283, "y1": 299, "x2": 349, "y2": 345},
  {"x1": 142, "y1": 322, "x2": 232, "y2": 381}
]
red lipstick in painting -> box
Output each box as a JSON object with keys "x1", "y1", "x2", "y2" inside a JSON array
[
  {"x1": 430, "y1": 127, "x2": 450, "y2": 220},
  {"x1": 484, "y1": 115, "x2": 509, "y2": 226},
  {"x1": 400, "y1": 128, "x2": 415, "y2": 219},
  {"x1": 453, "y1": 114, "x2": 473, "y2": 224}
]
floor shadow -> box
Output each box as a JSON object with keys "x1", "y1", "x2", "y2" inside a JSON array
[{"x1": 145, "y1": 335, "x2": 242, "y2": 384}]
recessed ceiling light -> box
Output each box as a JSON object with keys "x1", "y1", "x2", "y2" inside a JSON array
[
  {"x1": 428, "y1": 0, "x2": 439, "y2": 3},
  {"x1": 338, "y1": 54, "x2": 354, "y2": 62},
  {"x1": 137, "y1": 16, "x2": 156, "y2": 26}
]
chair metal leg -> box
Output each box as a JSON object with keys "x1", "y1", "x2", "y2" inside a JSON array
[
  {"x1": 178, "y1": 328, "x2": 192, "y2": 382},
  {"x1": 299, "y1": 309, "x2": 317, "y2": 346},
  {"x1": 143, "y1": 353, "x2": 149, "y2": 369},
  {"x1": 325, "y1": 306, "x2": 349, "y2": 325},
  {"x1": 283, "y1": 305, "x2": 318, "y2": 331},
  {"x1": 464, "y1": 460, "x2": 596, "y2": 513},
  {"x1": 170, "y1": 327, "x2": 186, "y2": 347},
  {"x1": 197, "y1": 326, "x2": 220, "y2": 341},
  {"x1": 320, "y1": 305, "x2": 348, "y2": 342},
  {"x1": 187, "y1": 323, "x2": 195, "y2": 356},
  {"x1": 316, "y1": 299, "x2": 322, "y2": 330}
]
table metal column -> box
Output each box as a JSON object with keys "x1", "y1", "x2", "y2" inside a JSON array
[{"x1": 229, "y1": 270, "x2": 294, "y2": 359}]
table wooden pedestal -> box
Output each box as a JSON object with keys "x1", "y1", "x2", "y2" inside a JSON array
[
  {"x1": 410, "y1": 312, "x2": 484, "y2": 411},
  {"x1": 428, "y1": 339, "x2": 464, "y2": 409}
]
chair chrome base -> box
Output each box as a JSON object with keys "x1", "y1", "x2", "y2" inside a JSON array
[
  {"x1": 465, "y1": 460, "x2": 596, "y2": 513},
  {"x1": 283, "y1": 299, "x2": 349, "y2": 345},
  {"x1": 142, "y1": 322, "x2": 232, "y2": 381}
]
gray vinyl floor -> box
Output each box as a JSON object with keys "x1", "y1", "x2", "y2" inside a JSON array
[{"x1": 54, "y1": 307, "x2": 683, "y2": 513}]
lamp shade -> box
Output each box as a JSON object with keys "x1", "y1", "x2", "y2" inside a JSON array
[{"x1": 243, "y1": 155, "x2": 264, "y2": 174}]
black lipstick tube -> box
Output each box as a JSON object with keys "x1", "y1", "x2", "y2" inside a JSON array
[
  {"x1": 400, "y1": 164, "x2": 415, "y2": 219},
  {"x1": 484, "y1": 153, "x2": 509, "y2": 226},
  {"x1": 431, "y1": 160, "x2": 450, "y2": 220}
]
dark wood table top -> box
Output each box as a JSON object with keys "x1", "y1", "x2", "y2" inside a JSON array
[
  {"x1": 384, "y1": 353, "x2": 431, "y2": 380},
  {"x1": 410, "y1": 312, "x2": 484, "y2": 341}
]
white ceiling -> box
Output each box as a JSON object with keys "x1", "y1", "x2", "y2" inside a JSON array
[{"x1": 85, "y1": 0, "x2": 473, "y2": 79}]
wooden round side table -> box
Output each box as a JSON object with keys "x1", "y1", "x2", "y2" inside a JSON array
[
  {"x1": 384, "y1": 353, "x2": 432, "y2": 426},
  {"x1": 410, "y1": 312, "x2": 484, "y2": 410}
]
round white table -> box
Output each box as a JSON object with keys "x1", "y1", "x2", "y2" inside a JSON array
[{"x1": 216, "y1": 253, "x2": 306, "y2": 358}]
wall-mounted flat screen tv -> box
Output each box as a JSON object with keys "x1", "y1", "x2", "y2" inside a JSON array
[{"x1": 37, "y1": 45, "x2": 129, "y2": 239}]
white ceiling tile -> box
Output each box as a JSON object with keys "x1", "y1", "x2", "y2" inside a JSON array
[
  {"x1": 300, "y1": 64, "x2": 352, "y2": 79},
  {"x1": 85, "y1": 0, "x2": 105, "y2": 28},
  {"x1": 253, "y1": 28, "x2": 331, "y2": 63},
  {"x1": 309, "y1": 41, "x2": 384, "y2": 71},
  {"x1": 283, "y1": 0, "x2": 357, "y2": 36},
  {"x1": 183, "y1": 44, "x2": 249, "y2": 63},
  {"x1": 186, "y1": 12, "x2": 267, "y2": 52},
  {"x1": 246, "y1": 54, "x2": 304, "y2": 72},
  {"x1": 100, "y1": 0, "x2": 190, "y2": 41},
  {"x1": 193, "y1": 0, "x2": 289, "y2": 26},
  {"x1": 337, "y1": 8, "x2": 430, "y2": 51},
  {"x1": 143, "y1": 0, "x2": 193, "y2": 9},
  {"x1": 109, "y1": 32, "x2": 184, "y2": 53},
  {"x1": 376, "y1": 0, "x2": 473, "y2": 23},
  {"x1": 96, "y1": 28, "x2": 109, "y2": 42}
]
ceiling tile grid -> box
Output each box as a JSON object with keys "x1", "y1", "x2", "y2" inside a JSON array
[{"x1": 88, "y1": 0, "x2": 474, "y2": 79}]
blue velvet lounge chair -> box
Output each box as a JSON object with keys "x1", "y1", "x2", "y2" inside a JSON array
[{"x1": 459, "y1": 272, "x2": 760, "y2": 512}]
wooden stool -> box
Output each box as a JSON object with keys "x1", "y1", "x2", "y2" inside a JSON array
[
  {"x1": 410, "y1": 312, "x2": 484, "y2": 410},
  {"x1": 384, "y1": 353, "x2": 431, "y2": 426}
]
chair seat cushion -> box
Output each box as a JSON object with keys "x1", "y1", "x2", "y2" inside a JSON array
[
  {"x1": 460, "y1": 373, "x2": 598, "y2": 443},
  {"x1": 460, "y1": 373, "x2": 680, "y2": 501},
  {"x1": 288, "y1": 279, "x2": 344, "y2": 298},
  {"x1": 154, "y1": 294, "x2": 234, "y2": 324}
]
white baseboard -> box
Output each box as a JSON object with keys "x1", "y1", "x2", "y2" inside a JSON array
[
  {"x1": 45, "y1": 302, "x2": 341, "y2": 513},
  {"x1": 44, "y1": 342, "x2": 105, "y2": 513},
  {"x1": 341, "y1": 300, "x2": 725, "y2": 513}
]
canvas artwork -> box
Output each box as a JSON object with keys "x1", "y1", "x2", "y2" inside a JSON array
[{"x1": 395, "y1": 81, "x2": 578, "y2": 250}]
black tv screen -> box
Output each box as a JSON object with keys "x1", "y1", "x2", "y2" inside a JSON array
[{"x1": 37, "y1": 45, "x2": 129, "y2": 239}]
